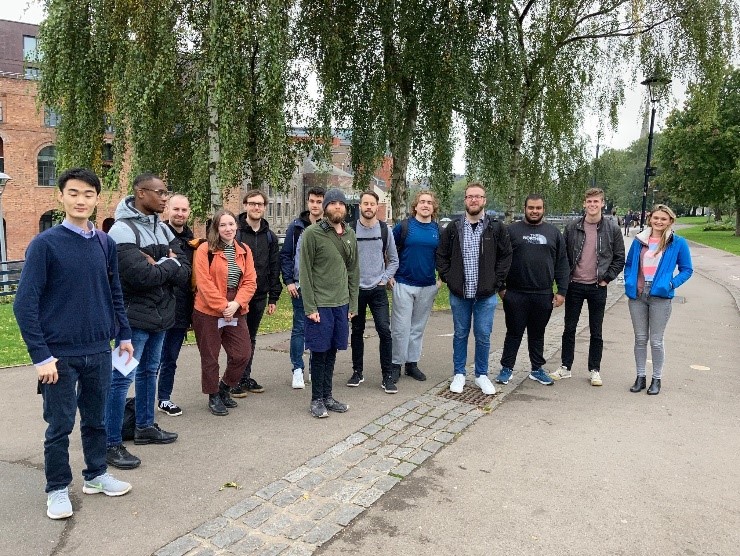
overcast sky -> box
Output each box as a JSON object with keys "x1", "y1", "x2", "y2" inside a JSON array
[{"x1": 2, "y1": 0, "x2": 682, "y2": 174}]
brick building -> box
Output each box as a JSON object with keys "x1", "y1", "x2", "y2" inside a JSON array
[{"x1": 0, "y1": 19, "x2": 391, "y2": 260}]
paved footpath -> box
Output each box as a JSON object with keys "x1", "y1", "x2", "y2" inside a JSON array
[{"x1": 1, "y1": 237, "x2": 738, "y2": 556}]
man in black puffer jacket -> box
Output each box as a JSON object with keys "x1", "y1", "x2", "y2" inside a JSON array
[
  {"x1": 230, "y1": 189, "x2": 282, "y2": 396},
  {"x1": 105, "y1": 174, "x2": 191, "y2": 471}
]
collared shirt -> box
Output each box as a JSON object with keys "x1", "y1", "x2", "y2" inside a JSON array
[
  {"x1": 61, "y1": 219, "x2": 96, "y2": 239},
  {"x1": 463, "y1": 218, "x2": 484, "y2": 298}
]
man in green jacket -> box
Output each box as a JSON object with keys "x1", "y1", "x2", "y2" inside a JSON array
[{"x1": 299, "y1": 189, "x2": 359, "y2": 418}]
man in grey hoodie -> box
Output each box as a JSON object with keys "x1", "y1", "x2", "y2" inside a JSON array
[{"x1": 105, "y1": 173, "x2": 191, "y2": 470}]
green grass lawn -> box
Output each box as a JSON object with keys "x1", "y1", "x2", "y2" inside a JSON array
[
  {"x1": 1, "y1": 284, "x2": 453, "y2": 368},
  {"x1": 675, "y1": 225, "x2": 740, "y2": 256},
  {"x1": 675, "y1": 216, "x2": 713, "y2": 225}
]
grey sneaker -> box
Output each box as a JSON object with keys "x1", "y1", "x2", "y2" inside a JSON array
[
  {"x1": 47, "y1": 487, "x2": 73, "y2": 519},
  {"x1": 82, "y1": 472, "x2": 132, "y2": 496},
  {"x1": 324, "y1": 397, "x2": 349, "y2": 413},
  {"x1": 310, "y1": 399, "x2": 328, "y2": 418}
]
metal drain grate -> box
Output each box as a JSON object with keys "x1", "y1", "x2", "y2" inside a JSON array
[{"x1": 437, "y1": 386, "x2": 497, "y2": 407}]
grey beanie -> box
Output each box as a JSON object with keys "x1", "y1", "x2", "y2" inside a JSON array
[{"x1": 322, "y1": 188, "x2": 348, "y2": 210}]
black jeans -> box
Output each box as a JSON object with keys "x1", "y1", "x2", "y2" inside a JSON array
[
  {"x1": 500, "y1": 290, "x2": 553, "y2": 371},
  {"x1": 239, "y1": 296, "x2": 268, "y2": 382},
  {"x1": 41, "y1": 351, "x2": 111, "y2": 492},
  {"x1": 311, "y1": 348, "x2": 338, "y2": 401},
  {"x1": 351, "y1": 286, "x2": 393, "y2": 374},
  {"x1": 561, "y1": 282, "x2": 607, "y2": 371}
]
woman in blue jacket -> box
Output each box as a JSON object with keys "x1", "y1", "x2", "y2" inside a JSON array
[{"x1": 624, "y1": 205, "x2": 693, "y2": 395}]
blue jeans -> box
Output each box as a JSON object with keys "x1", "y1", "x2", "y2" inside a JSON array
[
  {"x1": 158, "y1": 327, "x2": 187, "y2": 402},
  {"x1": 450, "y1": 293, "x2": 498, "y2": 376},
  {"x1": 107, "y1": 328, "x2": 166, "y2": 446},
  {"x1": 290, "y1": 293, "x2": 306, "y2": 370},
  {"x1": 41, "y1": 351, "x2": 111, "y2": 492}
]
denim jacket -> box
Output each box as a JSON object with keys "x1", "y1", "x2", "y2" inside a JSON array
[{"x1": 624, "y1": 228, "x2": 693, "y2": 299}]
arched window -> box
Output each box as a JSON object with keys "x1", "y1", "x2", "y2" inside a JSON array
[
  {"x1": 39, "y1": 210, "x2": 61, "y2": 232},
  {"x1": 38, "y1": 146, "x2": 57, "y2": 186}
]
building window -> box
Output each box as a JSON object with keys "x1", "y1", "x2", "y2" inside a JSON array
[
  {"x1": 38, "y1": 146, "x2": 57, "y2": 186},
  {"x1": 268, "y1": 202, "x2": 273, "y2": 217},
  {"x1": 23, "y1": 36, "x2": 40, "y2": 79},
  {"x1": 44, "y1": 107, "x2": 62, "y2": 127},
  {"x1": 277, "y1": 202, "x2": 282, "y2": 217},
  {"x1": 103, "y1": 114, "x2": 115, "y2": 134},
  {"x1": 0, "y1": 99, "x2": 4, "y2": 122},
  {"x1": 102, "y1": 143, "x2": 114, "y2": 163},
  {"x1": 0, "y1": 138, "x2": 4, "y2": 173},
  {"x1": 285, "y1": 202, "x2": 290, "y2": 218},
  {"x1": 39, "y1": 210, "x2": 61, "y2": 232}
]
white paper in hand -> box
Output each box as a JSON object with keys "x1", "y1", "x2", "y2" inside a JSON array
[
  {"x1": 218, "y1": 318, "x2": 239, "y2": 329},
  {"x1": 112, "y1": 349, "x2": 138, "y2": 377}
]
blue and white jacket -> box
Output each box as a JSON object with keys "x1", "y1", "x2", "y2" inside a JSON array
[{"x1": 624, "y1": 228, "x2": 693, "y2": 300}]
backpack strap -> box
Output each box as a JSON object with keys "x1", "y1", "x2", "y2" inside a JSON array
[
  {"x1": 351, "y1": 220, "x2": 389, "y2": 254},
  {"x1": 96, "y1": 230, "x2": 113, "y2": 283},
  {"x1": 121, "y1": 219, "x2": 142, "y2": 248}
]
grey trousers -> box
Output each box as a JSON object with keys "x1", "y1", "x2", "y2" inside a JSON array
[
  {"x1": 627, "y1": 284, "x2": 673, "y2": 379},
  {"x1": 391, "y1": 281, "x2": 438, "y2": 365}
]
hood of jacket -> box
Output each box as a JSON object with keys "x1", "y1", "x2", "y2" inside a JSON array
[
  {"x1": 635, "y1": 227, "x2": 674, "y2": 247},
  {"x1": 114, "y1": 195, "x2": 165, "y2": 227},
  {"x1": 237, "y1": 212, "x2": 271, "y2": 235}
]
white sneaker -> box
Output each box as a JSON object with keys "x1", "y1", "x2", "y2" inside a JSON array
[
  {"x1": 292, "y1": 369, "x2": 305, "y2": 389},
  {"x1": 474, "y1": 375, "x2": 496, "y2": 395},
  {"x1": 450, "y1": 374, "x2": 466, "y2": 393},
  {"x1": 82, "y1": 472, "x2": 132, "y2": 496},
  {"x1": 590, "y1": 370, "x2": 603, "y2": 386},
  {"x1": 549, "y1": 365, "x2": 572, "y2": 380}
]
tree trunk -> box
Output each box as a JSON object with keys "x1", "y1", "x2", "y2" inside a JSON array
[
  {"x1": 208, "y1": 91, "x2": 223, "y2": 213},
  {"x1": 389, "y1": 95, "x2": 418, "y2": 223},
  {"x1": 505, "y1": 94, "x2": 528, "y2": 223},
  {"x1": 713, "y1": 205, "x2": 722, "y2": 221}
]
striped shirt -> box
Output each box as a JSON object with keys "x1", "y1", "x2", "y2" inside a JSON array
[
  {"x1": 641, "y1": 237, "x2": 662, "y2": 282},
  {"x1": 222, "y1": 243, "x2": 242, "y2": 288}
]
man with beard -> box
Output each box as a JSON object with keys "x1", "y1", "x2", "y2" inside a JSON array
[
  {"x1": 436, "y1": 182, "x2": 511, "y2": 395},
  {"x1": 157, "y1": 194, "x2": 196, "y2": 416},
  {"x1": 280, "y1": 186, "x2": 325, "y2": 389},
  {"x1": 231, "y1": 189, "x2": 282, "y2": 396},
  {"x1": 299, "y1": 189, "x2": 359, "y2": 418},
  {"x1": 348, "y1": 191, "x2": 399, "y2": 393},
  {"x1": 495, "y1": 194, "x2": 569, "y2": 387}
]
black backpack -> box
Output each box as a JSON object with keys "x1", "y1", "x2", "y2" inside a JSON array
[{"x1": 349, "y1": 220, "x2": 389, "y2": 254}]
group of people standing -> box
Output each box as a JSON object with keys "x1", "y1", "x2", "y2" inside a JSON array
[{"x1": 14, "y1": 167, "x2": 693, "y2": 521}]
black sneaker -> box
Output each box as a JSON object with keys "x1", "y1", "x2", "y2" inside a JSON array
[
  {"x1": 405, "y1": 363, "x2": 427, "y2": 381},
  {"x1": 218, "y1": 381, "x2": 238, "y2": 408},
  {"x1": 157, "y1": 400, "x2": 183, "y2": 416},
  {"x1": 347, "y1": 371, "x2": 364, "y2": 387},
  {"x1": 209, "y1": 393, "x2": 229, "y2": 416},
  {"x1": 230, "y1": 382, "x2": 249, "y2": 398},
  {"x1": 245, "y1": 378, "x2": 265, "y2": 393},
  {"x1": 382, "y1": 374, "x2": 398, "y2": 394},
  {"x1": 323, "y1": 397, "x2": 349, "y2": 413},
  {"x1": 106, "y1": 445, "x2": 141, "y2": 470},
  {"x1": 134, "y1": 423, "x2": 178, "y2": 445},
  {"x1": 390, "y1": 364, "x2": 401, "y2": 384},
  {"x1": 310, "y1": 399, "x2": 328, "y2": 418}
]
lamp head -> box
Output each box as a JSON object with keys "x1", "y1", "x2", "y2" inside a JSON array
[
  {"x1": 0, "y1": 172, "x2": 11, "y2": 192},
  {"x1": 641, "y1": 75, "x2": 672, "y2": 104}
]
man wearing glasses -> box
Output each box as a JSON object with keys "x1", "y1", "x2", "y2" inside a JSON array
[
  {"x1": 437, "y1": 182, "x2": 511, "y2": 395},
  {"x1": 105, "y1": 173, "x2": 191, "y2": 470},
  {"x1": 231, "y1": 189, "x2": 282, "y2": 396}
]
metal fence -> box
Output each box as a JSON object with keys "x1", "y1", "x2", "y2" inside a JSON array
[{"x1": 0, "y1": 259, "x2": 23, "y2": 297}]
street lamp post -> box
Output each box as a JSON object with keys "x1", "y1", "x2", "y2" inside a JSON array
[
  {"x1": 0, "y1": 172, "x2": 11, "y2": 292},
  {"x1": 640, "y1": 75, "x2": 671, "y2": 231}
]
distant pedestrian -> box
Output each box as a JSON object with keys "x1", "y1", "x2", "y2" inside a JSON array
[
  {"x1": 299, "y1": 189, "x2": 359, "y2": 418},
  {"x1": 624, "y1": 204, "x2": 693, "y2": 395},
  {"x1": 624, "y1": 211, "x2": 634, "y2": 236},
  {"x1": 14, "y1": 167, "x2": 134, "y2": 520},
  {"x1": 551, "y1": 188, "x2": 625, "y2": 386},
  {"x1": 495, "y1": 194, "x2": 570, "y2": 387},
  {"x1": 436, "y1": 182, "x2": 511, "y2": 395},
  {"x1": 280, "y1": 186, "x2": 325, "y2": 389},
  {"x1": 192, "y1": 210, "x2": 257, "y2": 415},
  {"x1": 390, "y1": 191, "x2": 441, "y2": 383},
  {"x1": 348, "y1": 191, "x2": 399, "y2": 393}
]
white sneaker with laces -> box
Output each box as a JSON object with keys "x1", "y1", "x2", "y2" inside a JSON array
[
  {"x1": 82, "y1": 472, "x2": 132, "y2": 496},
  {"x1": 590, "y1": 370, "x2": 603, "y2": 386},
  {"x1": 474, "y1": 375, "x2": 496, "y2": 395},
  {"x1": 450, "y1": 374, "x2": 466, "y2": 393},
  {"x1": 47, "y1": 487, "x2": 73, "y2": 519},
  {"x1": 292, "y1": 368, "x2": 305, "y2": 389},
  {"x1": 549, "y1": 365, "x2": 572, "y2": 380}
]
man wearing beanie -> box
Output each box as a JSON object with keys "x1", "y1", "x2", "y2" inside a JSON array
[{"x1": 299, "y1": 188, "x2": 360, "y2": 418}]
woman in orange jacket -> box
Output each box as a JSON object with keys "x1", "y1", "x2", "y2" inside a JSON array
[{"x1": 192, "y1": 210, "x2": 257, "y2": 415}]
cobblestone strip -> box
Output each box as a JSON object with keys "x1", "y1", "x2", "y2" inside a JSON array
[{"x1": 154, "y1": 394, "x2": 484, "y2": 556}]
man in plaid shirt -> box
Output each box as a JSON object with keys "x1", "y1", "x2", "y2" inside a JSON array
[{"x1": 436, "y1": 182, "x2": 512, "y2": 395}]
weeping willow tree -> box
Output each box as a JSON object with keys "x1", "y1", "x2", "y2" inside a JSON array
[
  {"x1": 37, "y1": 0, "x2": 304, "y2": 217},
  {"x1": 300, "y1": 0, "x2": 477, "y2": 217},
  {"x1": 461, "y1": 0, "x2": 739, "y2": 219}
]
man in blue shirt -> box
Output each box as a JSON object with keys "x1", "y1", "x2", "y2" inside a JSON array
[
  {"x1": 390, "y1": 191, "x2": 441, "y2": 386},
  {"x1": 14, "y1": 167, "x2": 135, "y2": 520}
]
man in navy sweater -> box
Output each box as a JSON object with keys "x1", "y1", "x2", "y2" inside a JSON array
[{"x1": 14, "y1": 167, "x2": 135, "y2": 520}]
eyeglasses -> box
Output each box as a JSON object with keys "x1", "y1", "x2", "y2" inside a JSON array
[
  {"x1": 246, "y1": 201, "x2": 265, "y2": 208},
  {"x1": 140, "y1": 188, "x2": 171, "y2": 198},
  {"x1": 465, "y1": 195, "x2": 485, "y2": 200}
]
